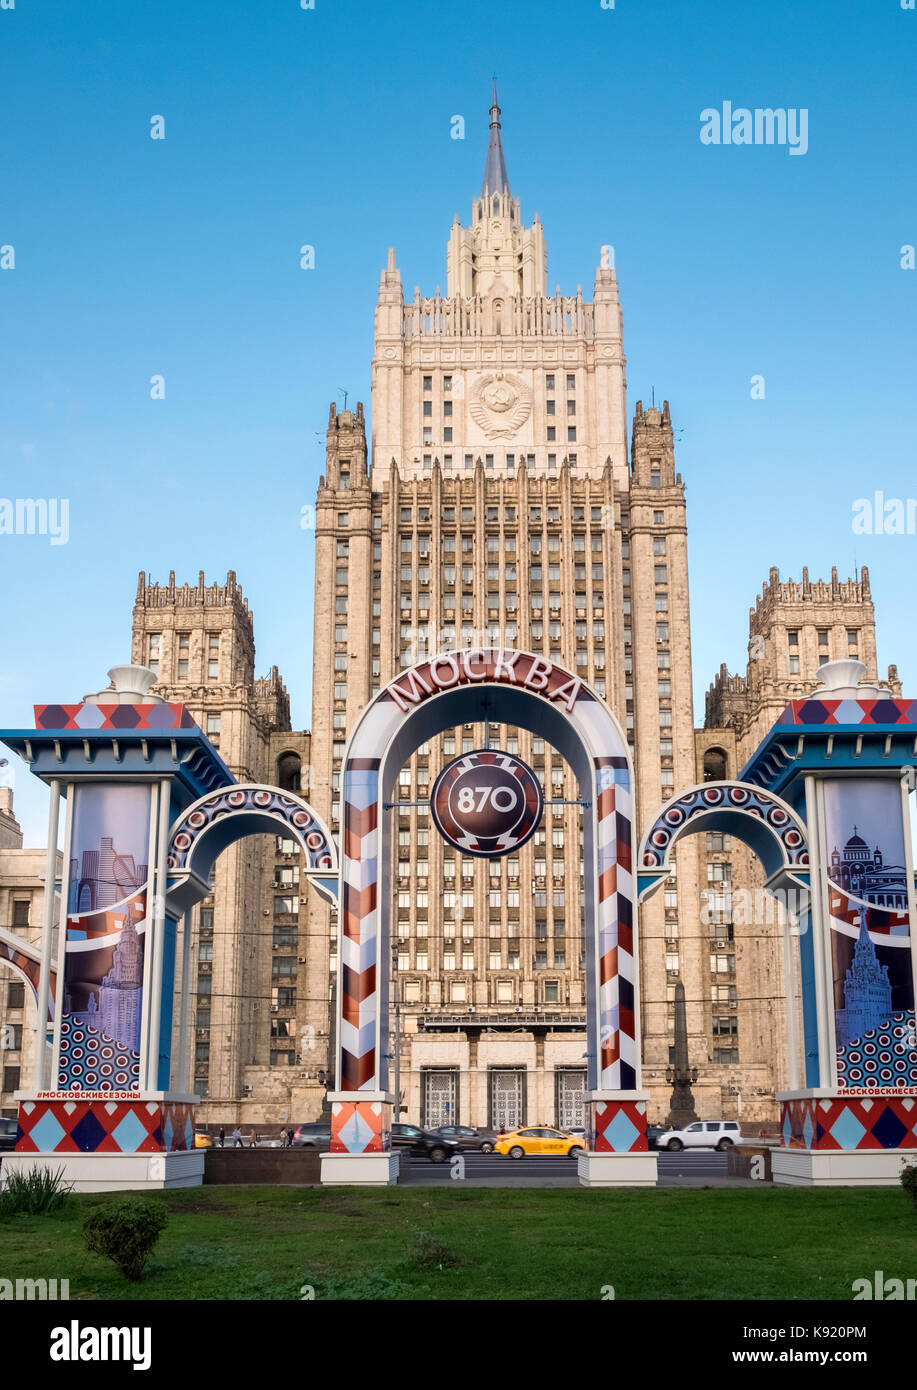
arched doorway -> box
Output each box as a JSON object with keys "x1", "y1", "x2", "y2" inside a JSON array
[
  {"x1": 326, "y1": 648, "x2": 654, "y2": 1186},
  {"x1": 637, "y1": 780, "x2": 811, "y2": 1094}
]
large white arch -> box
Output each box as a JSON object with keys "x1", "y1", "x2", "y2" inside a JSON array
[{"x1": 329, "y1": 648, "x2": 652, "y2": 1179}]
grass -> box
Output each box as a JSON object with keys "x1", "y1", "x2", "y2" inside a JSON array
[{"x1": 0, "y1": 1184, "x2": 912, "y2": 1300}]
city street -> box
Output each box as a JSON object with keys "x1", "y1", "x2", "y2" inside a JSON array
[{"x1": 402, "y1": 1150, "x2": 741, "y2": 1186}]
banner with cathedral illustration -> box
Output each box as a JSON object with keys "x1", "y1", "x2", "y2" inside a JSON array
[
  {"x1": 58, "y1": 784, "x2": 152, "y2": 1092},
  {"x1": 823, "y1": 778, "x2": 917, "y2": 1093}
]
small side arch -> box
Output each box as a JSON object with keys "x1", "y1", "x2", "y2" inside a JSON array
[
  {"x1": 166, "y1": 784, "x2": 338, "y2": 915},
  {"x1": 637, "y1": 780, "x2": 810, "y2": 904}
]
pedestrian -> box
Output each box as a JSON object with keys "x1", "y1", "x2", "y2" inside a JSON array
[
  {"x1": 232, "y1": 1127, "x2": 242, "y2": 1148},
  {"x1": 218, "y1": 1127, "x2": 225, "y2": 1149},
  {"x1": 280, "y1": 1127, "x2": 288, "y2": 1147},
  {"x1": 248, "y1": 1131, "x2": 256, "y2": 1148}
]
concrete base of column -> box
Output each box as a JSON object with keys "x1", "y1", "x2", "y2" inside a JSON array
[
  {"x1": 577, "y1": 1151, "x2": 658, "y2": 1186},
  {"x1": 0, "y1": 1150, "x2": 204, "y2": 1193},
  {"x1": 772, "y1": 1148, "x2": 913, "y2": 1186},
  {"x1": 320, "y1": 1151, "x2": 400, "y2": 1186}
]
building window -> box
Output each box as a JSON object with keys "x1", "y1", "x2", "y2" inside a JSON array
[
  {"x1": 11, "y1": 899, "x2": 29, "y2": 928},
  {"x1": 206, "y1": 714, "x2": 221, "y2": 735},
  {"x1": 207, "y1": 633, "x2": 220, "y2": 679},
  {"x1": 147, "y1": 634, "x2": 161, "y2": 674},
  {"x1": 177, "y1": 632, "x2": 190, "y2": 679},
  {"x1": 7, "y1": 982, "x2": 25, "y2": 1008}
]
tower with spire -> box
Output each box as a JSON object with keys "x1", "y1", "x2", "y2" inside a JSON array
[
  {"x1": 371, "y1": 84, "x2": 630, "y2": 487},
  {"x1": 836, "y1": 919, "x2": 893, "y2": 1047},
  {"x1": 446, "y1": 81, "x2": 547, "y2": 300},
  {"x1": 321, "y1": 81, "x2": 701, "y2": 1132}
]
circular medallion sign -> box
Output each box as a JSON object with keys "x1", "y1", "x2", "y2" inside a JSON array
[{"x1": 430, "y1": 749, "x2": 544, "y2": 857}]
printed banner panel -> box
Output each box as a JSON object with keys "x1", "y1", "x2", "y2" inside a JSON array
[
  {"x1": 823, "y1": 779, "x2": 917, "y2": 1092},
  {"x1": 59, "y1": 784, "x2": 152, "y2": 1092}
]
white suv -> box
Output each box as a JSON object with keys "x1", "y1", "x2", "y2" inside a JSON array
[{"x1": 657, "y1": 1120, "x2": 741, "y2": 1152}]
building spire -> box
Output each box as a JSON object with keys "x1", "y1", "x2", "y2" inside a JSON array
[{"x1": 481, "y1": 79, "x2": 511, "y2": 198}]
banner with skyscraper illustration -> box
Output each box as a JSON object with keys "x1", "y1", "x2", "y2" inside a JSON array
[
  {"x1": 823, "y1": 778, "x2": 917, "y2": 1093},
  {"x1": 58, "y1": 784, "x2": 152, "y2": 1091}
]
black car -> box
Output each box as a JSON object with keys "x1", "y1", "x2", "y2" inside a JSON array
[
  {"x1": 646, "y1": 1126, "x2": 668, "y2": 1151},
  {"x1": 0, "y1": 1116, "x2": 18, "y2": 1151},
  {"x1": 428, "y1": 1124, "x2": 497, "y2": 1153},
  {"x1": 291, "y1": 1121, "x2": 331, "y2": 1149},
  {"x1": 391, "y1": 1123, "x2": 459, "y2": 1163}
]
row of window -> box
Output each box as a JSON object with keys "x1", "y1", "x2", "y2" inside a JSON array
[
  {"x1": 147, "y1": 632, "x2": 220, "y2": 681},
  {"x1": 419, "y1": 453, "x2": 580, "y2": 470},
  {"x1": 399, "y1": 978, "x2": 569, "y2": 1004},
  {"x1": 397, "y1": 565, "x2": 609, "y2": 585},
  {"x1": 422, "y1": 373, "x2": 578, "y2": 394},
  {"x1": 396, "y1": 504, "x2": 641, "y2": 524}
]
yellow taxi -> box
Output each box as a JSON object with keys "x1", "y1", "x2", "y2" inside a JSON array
[
  {"x1": 494, "y1": 1126, "x2": 587, "y2": 1159},
  {"x1": 194, "y1": 1128, "x2": 213, "y2": 1149}
]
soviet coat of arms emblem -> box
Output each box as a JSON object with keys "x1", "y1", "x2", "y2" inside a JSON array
[{"x1": 469, "y1": 372, "x2": 532, "y2": 439}]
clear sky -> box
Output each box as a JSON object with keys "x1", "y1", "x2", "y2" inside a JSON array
[{"x1": 1, "y1": 0, "x2": 915, "y2": 846}]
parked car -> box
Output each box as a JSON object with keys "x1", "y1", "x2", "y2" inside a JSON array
[
  {"x1": 428, "y1": 1124, "x2": 497, "y2": 1153},
  {"x1": 291, "y1": 1121, "x2": 331, "y2": 1149},
  {"x1": 646, "y1": 1125, "x2": 668, "y2": 1150},
  {"x1": 391, "y1": 1123, "x2": 459, "y2": 1163},
  {"x1": 656, "y1": 1120, "x2": 742, "y2": 1152},
  {"x1": 0, "y1": 1116, "x2": 18, "y2": 1151},
  {"x1": 194, "y1": 1128, "x2": 213, "y2": 1149},
  {"x1": 495, "y1": 1126, "x2": 585, "y2": 1159}
]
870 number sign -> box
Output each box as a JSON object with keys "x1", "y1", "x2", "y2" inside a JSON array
[{"x1": 430, "y1": 750, "x2": 544, "y2": 858}]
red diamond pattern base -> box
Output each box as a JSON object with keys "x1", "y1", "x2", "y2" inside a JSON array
[{"x1": 15, "y1": 1098, "x2": 196, "y2": 1154}]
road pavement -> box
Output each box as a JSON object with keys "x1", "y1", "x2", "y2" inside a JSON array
[{"x1": 400, "y1": 1149, "x2": 756, "y2": 1186}]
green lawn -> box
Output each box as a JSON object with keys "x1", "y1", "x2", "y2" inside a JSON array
[{"x1": 0, "y1": 1184, "x2": 912, "y2": 1300}]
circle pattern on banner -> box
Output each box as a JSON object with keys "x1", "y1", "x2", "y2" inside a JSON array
[
  {"x1": 837, "y1": 1009, "x2": 917, "y2": 1089},
  {"x1": 641, "y1": 783, "x2": 809, "y2": 868},
  {"x1": 431, "y1": 749, "x2": 544, "y2": 858},
  {"x1": 167, "y1": 785, "x2": 335, "y2": 872}
]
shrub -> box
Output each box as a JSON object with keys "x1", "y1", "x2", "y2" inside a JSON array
[
  {"x1": 901, "y1": 1161, "x2": 917, "y2": 1211},
  {"x1": 410, "y1": 1224, "x2": 461, "y2": 1271},
  {"x1": 83, "y1": 1198, "x2": 168, "y2": 1281},
  {"x1": 0, "y1": 1165, "x2": 72, "y2": 1217}
]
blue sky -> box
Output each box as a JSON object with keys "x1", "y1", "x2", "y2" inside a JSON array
[{"x1": 1, "y1": 0, "x2": 915, "y2": 845}]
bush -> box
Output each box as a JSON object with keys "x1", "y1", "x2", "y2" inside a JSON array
[
  {"x1": 0, "y1": 1165, "x2": 72, "y2": 1217},
  {"x1": 410, "y1": 1224, "x2": 461, "y2": 1271},
  {"x1": 901, "y1": 1161, "x2": 917, "y2": 1210},
  {"x1": 83, "y1": 1198, "x2": 168, "y2": 1281}
]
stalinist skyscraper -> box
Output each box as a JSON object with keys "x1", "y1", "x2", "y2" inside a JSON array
[{"x1": 308, "y1": 85, "x2": 703, "y2": 1130}]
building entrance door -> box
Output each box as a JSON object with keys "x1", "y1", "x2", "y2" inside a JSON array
[
  {"x1": 556, "y1": 1068, "x2": 586, "y2": 1131},
  {"x1": 422, "y1": 1069, "x2": 457, "y2": 1128},
  {"x1": 489, "y1": 1068, "x2": 525, "y2": 1130}
]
